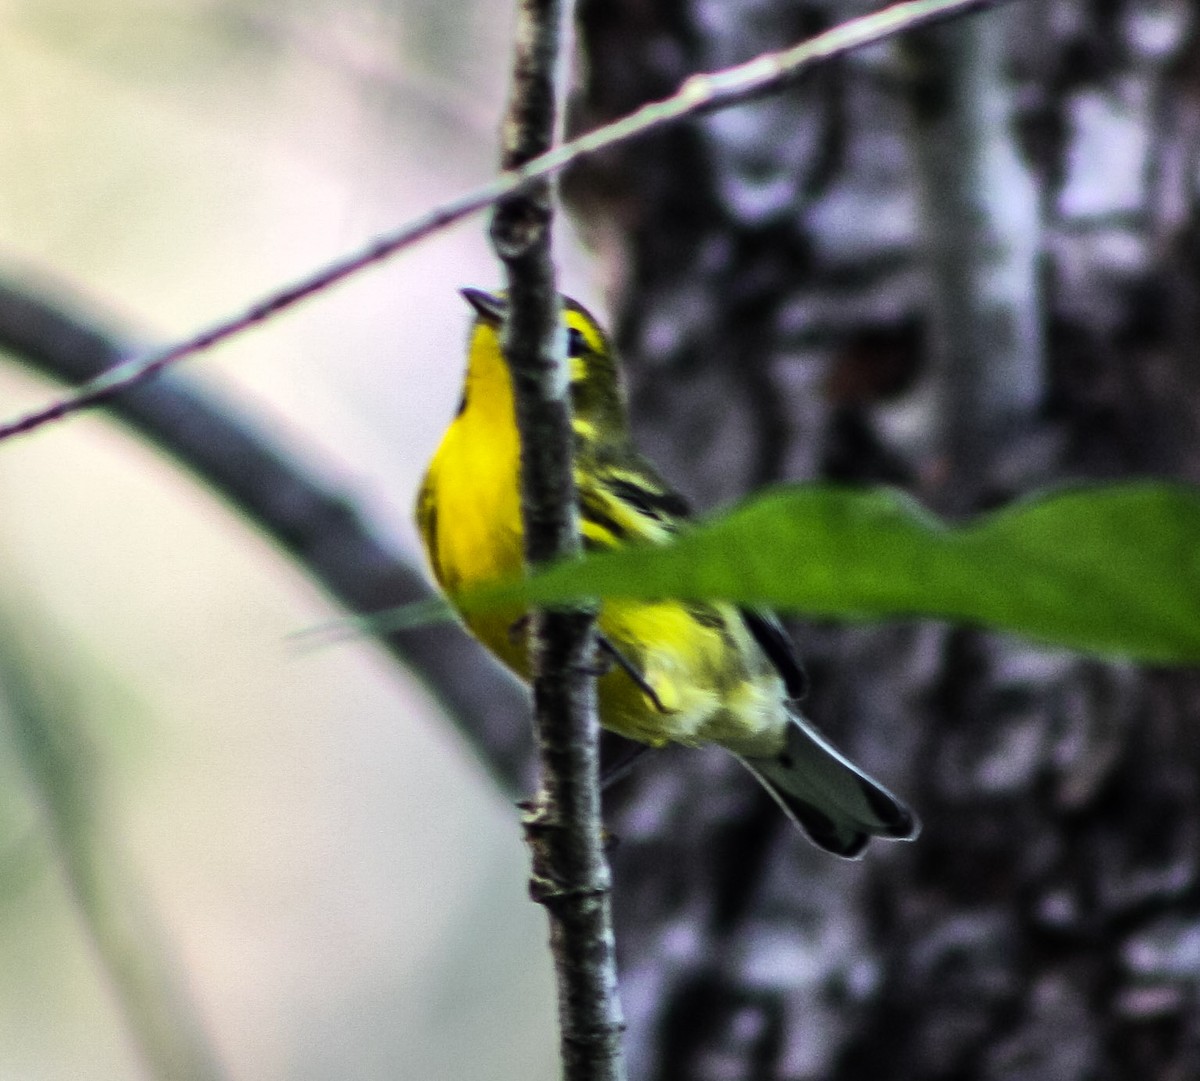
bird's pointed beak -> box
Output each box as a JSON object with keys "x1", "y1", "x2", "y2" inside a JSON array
[{"x1": 460, "y1": 288, "x2": 507, "y2": 325}]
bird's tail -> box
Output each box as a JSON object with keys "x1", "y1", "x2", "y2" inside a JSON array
[{"x1": 739, "y1": 712, "x2": 920, "y2": 858}]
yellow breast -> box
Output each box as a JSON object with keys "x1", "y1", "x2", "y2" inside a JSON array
[
  {"x1": 416, "y1": 322, "x2": 528, "y2": 672},
  {"x1": 415, "y1": 316, "x2": 788, "y2": 758}
]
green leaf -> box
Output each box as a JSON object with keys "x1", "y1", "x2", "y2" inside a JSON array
[{"x1": 461, "y1": 481, "x2": 1200, "y2": 664}]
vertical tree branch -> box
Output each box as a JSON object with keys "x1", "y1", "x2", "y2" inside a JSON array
[{"x1": 490, "y1": 2, "x2": 626, "y2": 1079}]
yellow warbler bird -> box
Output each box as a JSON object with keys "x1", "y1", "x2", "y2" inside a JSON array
[{"x1": 416, "y1": 289, "x2": 919, "y2": 857}]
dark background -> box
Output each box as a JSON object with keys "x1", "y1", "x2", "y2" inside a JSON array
[{"x1": 562, "y1": 2, "x2": 1200, "y2": 1078}]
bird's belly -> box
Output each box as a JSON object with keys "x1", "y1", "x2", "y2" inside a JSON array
[
  {"x1": 594, "y1": 600, "x2": 787, "y2": 756},
  {"x1": 431, "y1": 449, "x2": 788, "y2": 755},
  {"x1": 430, "y1": 448, "x2": 524, "y2": 595},
  {"x1": 463, "y1": 597, "x2": 786, "y2": 756}
]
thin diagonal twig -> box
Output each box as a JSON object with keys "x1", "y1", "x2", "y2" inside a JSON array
[{"x1": 0, "y1": 0, "x2": 1013, "y2": 445}]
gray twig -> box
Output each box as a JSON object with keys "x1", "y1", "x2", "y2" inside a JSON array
[{"x1": 490, "y1": 0, "x2": 626, "y2": 1078}]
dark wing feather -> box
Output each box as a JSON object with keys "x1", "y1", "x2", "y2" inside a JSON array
[
  {"x1": 600, "y1": 474, "x2": 691, "y2": 522},
  {"x1": 578, "y1": 448, "x2": 692, "y2": 548},
  {"x1": 741, "y1": 609, "x2": 809, "y2": 700}
]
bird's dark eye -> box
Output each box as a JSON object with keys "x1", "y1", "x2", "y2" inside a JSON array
[{"x1": 567, "y1": 327, "x2": 586, "y2": 357}]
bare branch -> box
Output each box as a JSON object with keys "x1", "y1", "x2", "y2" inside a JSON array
[
  {"x1": 0, "y1": 0, "x2": 1015, "y2": 445},
  {"x1": 0, "y1": 278, "x2": 532, "y2": 794},
  {"x1": 491, "y1": 0, "x2": 626, "y2": 1077}
]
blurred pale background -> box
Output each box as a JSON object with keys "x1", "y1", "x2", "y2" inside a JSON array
[{"x1": 0, "y1": 1, "x2": 603, "y2": 1077}]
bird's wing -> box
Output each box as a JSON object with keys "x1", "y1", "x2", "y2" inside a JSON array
[
  {"x1": 578, "y1": 451, "x2": 691, "y2": 550},
  {"x1": 581, "y1": 448, "x2": 809, "y2": 699},
  {"x1": 741, "y1": 610, "x2": 809, "y2": 700}
]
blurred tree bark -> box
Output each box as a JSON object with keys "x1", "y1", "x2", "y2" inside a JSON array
[{"x1": 564, "y1": 1, "x2": 1200, "y2": 1079}]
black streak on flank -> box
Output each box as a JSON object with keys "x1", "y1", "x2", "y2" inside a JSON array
[
  {"x1": 604, "y1": 477, "x2": 690, "y2": 522},
  {"x1": 580, "y1": 492, "x2": 629, "y2": 543},
  {"x1": 685, "y1": 603, "x2": 727, "y2": 631}
]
